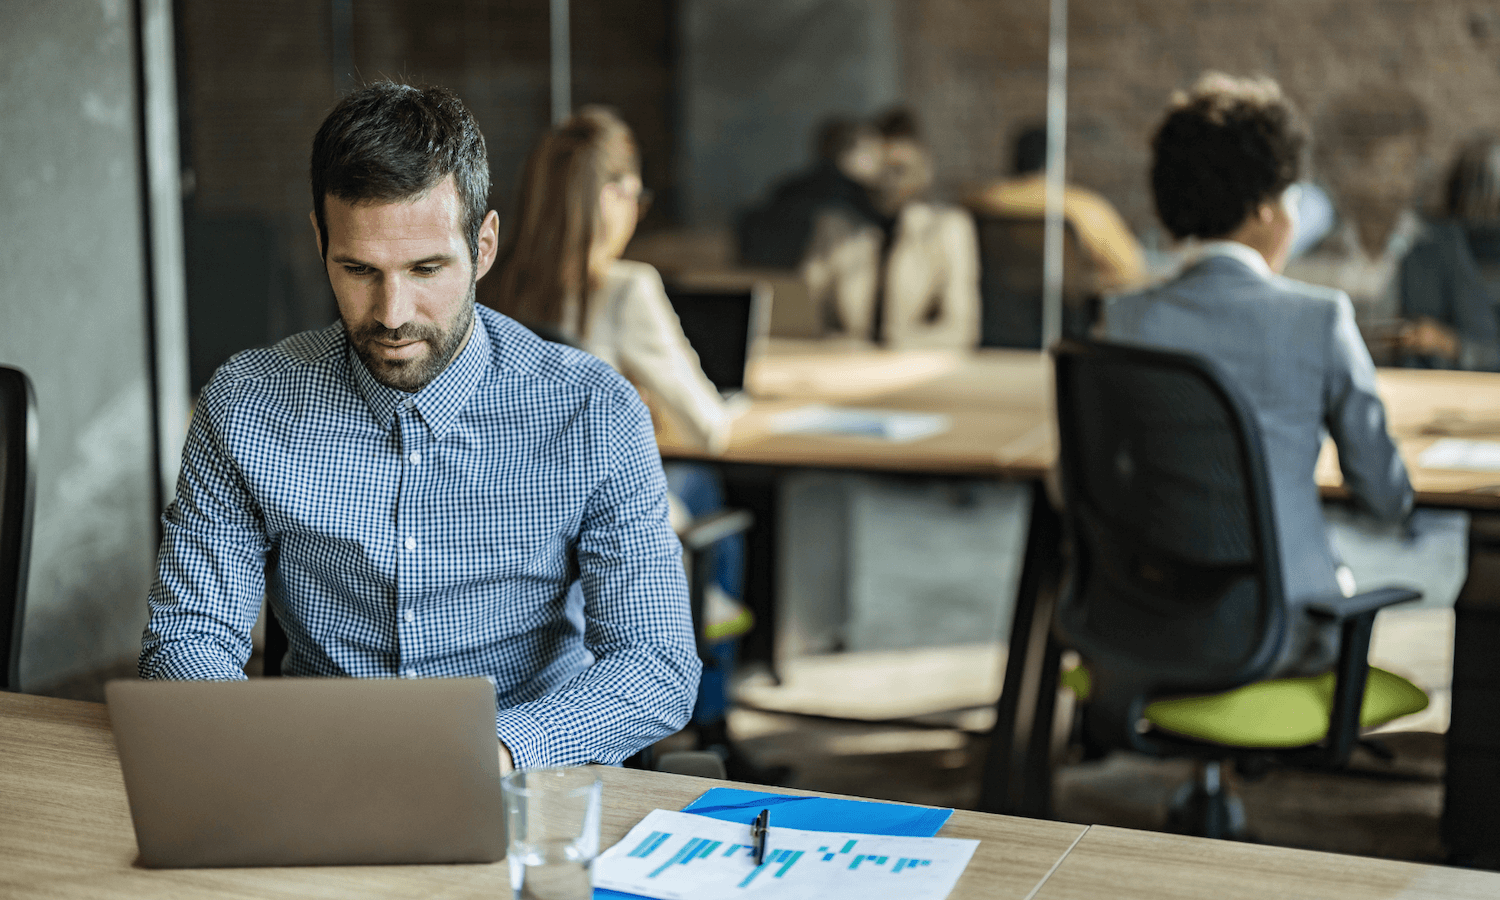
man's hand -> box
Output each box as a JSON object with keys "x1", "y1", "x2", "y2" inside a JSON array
[{"x1": 498, "y1": 740, "x2": 514, "y2": 775}]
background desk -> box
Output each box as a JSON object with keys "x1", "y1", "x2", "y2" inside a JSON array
[
  {"x1": 658, "y1": 340, "x2": 1500, "y2": 853},
  {"x1": 0, "y1": 692, "x2": 1086, "y2": 899}
]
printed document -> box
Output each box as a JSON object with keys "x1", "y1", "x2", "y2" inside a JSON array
[{"x1": 592, "y1": 809, "x2": 977, "y2": 900}]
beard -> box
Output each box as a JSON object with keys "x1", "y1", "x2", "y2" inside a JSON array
[{"x1": 346, "y1": 279, "x2": 476, "y2": 393}]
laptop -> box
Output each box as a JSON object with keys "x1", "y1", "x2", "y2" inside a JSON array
[
  {"x1": 106, "y1": 677, "x2": 506, "y2": 868},
  {"x1": 664, "y1": 282, "x2": 771, "y2": 399}
]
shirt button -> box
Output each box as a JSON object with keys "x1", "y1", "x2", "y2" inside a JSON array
[
  {"x1": 403, "y1": 609, "x2": 415, "y2": 623},
  {"x1": 404, "y1": 537, "x2": 416, "y2": 550},
  {"x1": 408, "y1": 451, "x2": 421, "y2": 465},
  {"x1": 404, "y1": 668, "x2": 417, "y2": 678}
]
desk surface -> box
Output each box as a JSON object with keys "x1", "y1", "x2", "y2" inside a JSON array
[
  {"x1": 660, "y1": 340, "x2": 1500, "y2": 508},
  {"x1": 0, "y1": 691, "x2": 1084, "y2": 899},
  {"x1": 1031, "y1": 824, "x2": 1500, "y2": 900},
  {"x1": 8, "y1": 691, "x2": 1499, "y2": 898}
]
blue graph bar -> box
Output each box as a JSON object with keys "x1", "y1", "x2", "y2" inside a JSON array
[
  {"x1": 628, "y1": 831, "x2": 671, "y2": 859},
  {"x1": 848, "y1": 853, "x2": 889, "y2": 870},
  {"x1": 773, "y1": 849, "x2": 804, "y2": 877},
  {"x1": 694, "y1": 840, "x2": 722, "y2": 860},
  {"x1": 648, "y1": 837, "x2": 704, "y2": 878},
  {"x1": 840, "y1": 840, "x2": 857, "y2": 854},
  {"x1": 738, "y1": 848, "x2": 787, "y2": 888}
]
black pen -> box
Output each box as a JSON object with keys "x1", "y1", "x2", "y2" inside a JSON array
[{"x1": 751, "y1": 808, "x2": 769, "y2": 866}]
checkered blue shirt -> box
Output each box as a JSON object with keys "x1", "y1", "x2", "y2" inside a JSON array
[{"x1": 139, "y1": 305, "x2": 701, "y2": 767}]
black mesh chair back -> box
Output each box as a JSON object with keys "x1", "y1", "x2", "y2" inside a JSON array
[
  {"x1": 972, "y1": 214, "x2": 1097, "y2": 349},
  {"x1": 0, "y1": 366, "x2": 38, "y2": 691},
  {"x1": 1052, "y1": 340, "x2": 1287, "y2": 727}
]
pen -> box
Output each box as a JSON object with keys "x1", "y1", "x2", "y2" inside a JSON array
[{"x1": 751, "y1": 808, "x2": 769, "y2": 866}]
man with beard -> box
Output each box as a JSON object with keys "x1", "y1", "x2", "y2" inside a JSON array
[{"x1": 138, "y1": 83, "x2": 700, "y2": 771}]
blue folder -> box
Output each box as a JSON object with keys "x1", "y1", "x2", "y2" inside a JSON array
[{"x1": 594, "y1": 787, "x2": 953, "y2": 899}]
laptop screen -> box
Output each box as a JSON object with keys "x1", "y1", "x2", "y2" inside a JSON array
[{"x1": 664, "y1": 286, "x2": 760, "y2": 394}]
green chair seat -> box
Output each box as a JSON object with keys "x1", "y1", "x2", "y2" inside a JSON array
[{"x1": 1060, "y1": 666, "x2": 1428, "y2": 749}]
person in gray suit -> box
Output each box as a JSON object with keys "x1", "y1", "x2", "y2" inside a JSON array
[{"x1": 1104, "y1": 73, "x2": 1414, "y2": 677}]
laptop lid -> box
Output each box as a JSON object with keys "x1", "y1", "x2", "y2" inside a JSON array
[
  {"x1": 106, "y1": 677, "x2": 506, "y2": 868},
  {"x1": 664, "y1": 283, "x2": 771, "y2": 396}
]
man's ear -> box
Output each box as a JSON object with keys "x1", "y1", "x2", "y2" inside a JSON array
[
  {"x1": 309, "y1": 210, "x2": 325, "y2": 260},
  {"x1": 474, "y1": 210, "x2": 501, "y2": 281},
  {"x1": 1257, "y1": 201, "x2": 1278, "y2": 225}
]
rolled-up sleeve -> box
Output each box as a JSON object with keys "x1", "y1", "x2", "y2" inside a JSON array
[{"x1": 494, "y1": 391, "x2": 700, "y2": 767}]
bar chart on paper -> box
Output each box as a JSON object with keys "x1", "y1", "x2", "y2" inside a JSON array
[{"x1": 593, "y1": 809, "x2": 979, "y2": 900}]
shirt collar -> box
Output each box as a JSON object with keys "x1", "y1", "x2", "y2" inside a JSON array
[
  {"x1": 1191, "y1": 240, "x2": 1274, "y2": 280},
  {"x1": 347, "y1": 307, "x2": 491, "y2": 438}
]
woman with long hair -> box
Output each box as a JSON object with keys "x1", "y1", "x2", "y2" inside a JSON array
[{"x1": 481, "y1": 107, "x2": 735, "y2": 452}]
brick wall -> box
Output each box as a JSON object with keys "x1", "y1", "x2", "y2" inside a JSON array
[{"x1": 902, "y1": 0, "x2": 1500, "y2": 251}]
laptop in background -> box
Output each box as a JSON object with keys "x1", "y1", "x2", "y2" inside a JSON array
[
  {"x1": 663, "y1": 282, "x2": 772, "y2": 399},
  {"x1": 106, "y1": 677, "x2": 506, "y2": 868}
]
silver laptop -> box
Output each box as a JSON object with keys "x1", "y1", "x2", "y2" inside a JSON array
[{"x1": 106, "y1": 677, "x2": 506, "y2": 868}]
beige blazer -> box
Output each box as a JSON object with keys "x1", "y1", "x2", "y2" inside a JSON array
[
  {"x1": 802, "y1": 201, "x2": 981, "y2": 350},
  {"x1": 566, "y1": 260, "x2": 734, "y2": 454}
]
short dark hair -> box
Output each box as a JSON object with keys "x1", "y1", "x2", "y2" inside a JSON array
[
  {"x1": 310, "y1": 82, "x2": 490, "y2": 263},
  {"x1": 873, "y1": 107, "x2": 920, "y2": 141},
  {"x1": 1150, "y1": 73, "x2": 1305, "y2": 240},
  {"x1": 814, "y1": 117, "x2": 863, "y2": 162}
]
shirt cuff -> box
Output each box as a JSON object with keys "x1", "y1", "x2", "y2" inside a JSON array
[{"x1": 494, "y1": 707, "x2": 552, "y2": 770}]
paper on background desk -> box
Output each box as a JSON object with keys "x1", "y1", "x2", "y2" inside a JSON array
[
  {"x1": 1419, "y1": 438, "x2": 1500, "y2": 471},
  {"x1": 593, "y1": 809, "x2": 977, "y2": 900},
  {"x1": 767, "y1": 404, "x2": 952, "y2": 442}
]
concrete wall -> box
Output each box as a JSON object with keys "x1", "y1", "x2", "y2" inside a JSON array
[{"x1": 0, "y1": 0, "x2": 160, "y2": 689}]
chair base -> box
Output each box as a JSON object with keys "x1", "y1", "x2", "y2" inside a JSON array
[{"x1": 1164, "y1": 761, "x2": 1247, "y2": 840}]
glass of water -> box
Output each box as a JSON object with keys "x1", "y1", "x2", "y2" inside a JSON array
[{"x1": 502, "y1": 767, "x2": 603, "y2": 900}]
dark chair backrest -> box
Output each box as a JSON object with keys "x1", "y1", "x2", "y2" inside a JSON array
[
  {"x1": 972, "y1": 214, "x2": 1097, "y2": 349},
  {"x1": 0, "y1": 366, "x2": 38, "y2": 691},
  {"x1": 1052, "y1": 340, "x2": 1287, "y2": 720}
]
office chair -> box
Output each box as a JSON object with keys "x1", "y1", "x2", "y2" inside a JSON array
[
  {"x1": 0, "y1": 366, "x2": 38, "y2": 692},
  {"x1": 970, "y1": 214, "x2": 1097, "y2": 349},
  {"x1": 1049, "y1": 339, "x2": 1427, "y2": 838}
]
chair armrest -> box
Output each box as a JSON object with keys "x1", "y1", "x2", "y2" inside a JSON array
[
  {"x1": 1305, "y1": 586, "x2": 1421, "y2": 622},
  {"x1": 679, "y1": 509, "x2": 754, "y2": 551}
]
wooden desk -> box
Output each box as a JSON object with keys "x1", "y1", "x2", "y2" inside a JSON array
[
  {"x1": 661, "y1": 339, "x2": 1500, "y2": 503},
  {"x1": 1033, "y1": 825, "x2": 1500, "y2": 900},
  {"x1": 658, "y1": 340, "x2": 1500, "y2": 848},
  {"x1": 0, "y1": 692, "x2": 1086, "y2": 899},
  {"x1": 9, "y1": 692, "x2": 1498, "y2": 899}
]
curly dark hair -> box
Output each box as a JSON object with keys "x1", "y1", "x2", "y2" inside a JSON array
[
  {"x1": 310, "y1": 82, "x2": 490, "y2": 264},
  {"x1": 1150, "y1": 73, "x2": 1306, "y2": 240}
]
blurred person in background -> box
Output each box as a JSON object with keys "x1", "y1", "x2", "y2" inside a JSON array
[
  {"x1": 802, "y1": 107, "x2": 981, "y2": 349},
  {"x1": 1308, "y1": 85, "x2": 1432, "y2": 357},
  {"x1": 1394, "y1": 133, "x2": 1500, "y2": 370},
  {"x1": 736, "y1": 116, "x2": 886, "y2": 269},
  {"x1": 482, "y1": 106, "x2": 739, "y2": 455},
  {"x1": 1105, "y1": 72, "x2": 1413, "y2": 678},
  {"x1": 481, "y1": 107, "x2": 752, "y2": 703},
  {"x1": 966, "y1": 124, "x2": 1147, "y2": 294}
]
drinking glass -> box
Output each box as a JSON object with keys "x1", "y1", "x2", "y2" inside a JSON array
[{"x1": 502, "y1": 767, "x2": 603, "y2": 900}]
